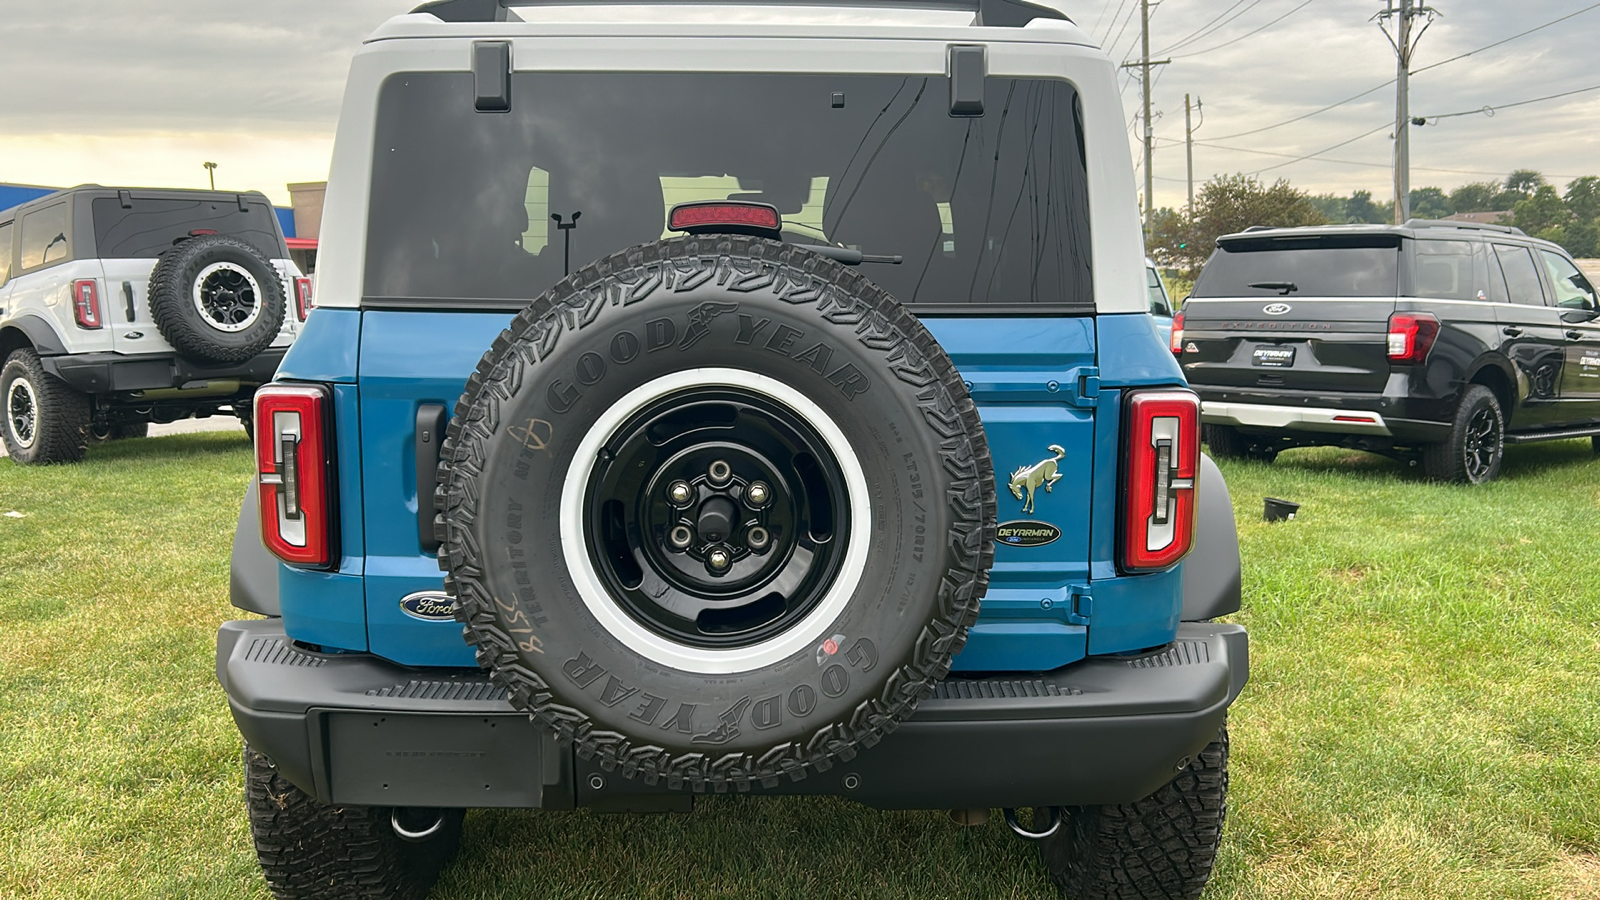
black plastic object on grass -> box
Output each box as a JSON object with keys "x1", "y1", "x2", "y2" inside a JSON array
[{"x1": 1263, "y1": 497, "x2": 1300, "y2": 522}]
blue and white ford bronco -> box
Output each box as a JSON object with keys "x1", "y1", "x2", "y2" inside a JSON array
[{"x1": 217, "y1": 1, "x2": 1248, "y2": 896}]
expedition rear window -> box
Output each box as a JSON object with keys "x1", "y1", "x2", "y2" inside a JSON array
[
  {"x1": 92, "y1": 197, "x2": 283, "y2": 260},
  {"x1": 1193, "y1": 235, "x2": 1400, "y2": 299},
  {"x1": 364, "y1": 71, "x2": 1093, "y2": 312}
]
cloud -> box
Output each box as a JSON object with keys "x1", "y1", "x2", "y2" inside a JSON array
[{"x1": 0, "y1": 0, "x2": 1595, "y2": 209}]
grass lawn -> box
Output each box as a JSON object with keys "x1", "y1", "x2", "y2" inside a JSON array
[{"x1": 1, "y1": 431, "x2": 1599, "y2": 898}]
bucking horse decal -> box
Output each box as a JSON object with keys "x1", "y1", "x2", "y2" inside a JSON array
[{"x1": 1008, "y1": 445, "x2": 1066, "y2": 514}]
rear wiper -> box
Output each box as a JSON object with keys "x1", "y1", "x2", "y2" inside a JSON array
[
  {"x1": 803, "y1": 245, "x2": 903, "y2": 267},
  {"x1": 1248, "y1": 281, "x2": 1298, "y2": 295}
]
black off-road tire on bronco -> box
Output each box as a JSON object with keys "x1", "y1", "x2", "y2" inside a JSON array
[
  {"x1": 2, "y1": 348, "x2": 91, "y2": 464},
  {"x1": 436, "y1": 235, "x2": 996, "y2": 791},
  {"x1": 244, "y1": 746, "x2": 465, "y2": 900},
  {"x1": 148, "y1": 234, "x2": 286, "y2": 365},
  {"x1": 1422, "y1": 384, "x2": 1504, "y2": 484},
  {"x1": 1039, "y1": 726, "x2": 1229, "y2": 900}
]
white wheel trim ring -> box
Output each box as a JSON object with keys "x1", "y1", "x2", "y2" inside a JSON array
[
  {"x1": 191, "y1": 261, "x2": 264, "y2": 333},
  {"x1": 7, "y1": 376, "x2": 38, "y2": 449},
  {"x1": 560, "y1": 367, "x2": 872, "y2": 675}
]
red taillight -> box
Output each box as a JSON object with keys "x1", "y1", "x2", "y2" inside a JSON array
[
  {"x1": 72, "y1": 280, "x2": 102, "y2": 329},
  {"x1": 1169, "y1": 311, "x2": 1185, "y2": 355},
  {"x1": 255, "y1": 384, "x2": 334, "y2": 567},
  {"x1": 293, "y1": 277, "x2": 314, "y2": 321},
  {"x1": 667, "y1": 201, "x2": 782, "y2": 234},
  {"x1": 1121, "y1": 389, "x2": 1200, "y2": 572},
  {"x1": 1387, "y1": 312, "x2": 1439, "y2": 364}
]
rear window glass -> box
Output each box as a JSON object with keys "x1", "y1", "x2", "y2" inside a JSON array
[
  {"x1": 364, "y1": 72, "x2": 1092, "y2": 310},
  {"x1": 19, "y1": 202, "x2": 70, "y2": 270},
  {"x1": 92, "y1": 197, "x2": 283, "y2": 260},
  {"x1": 1493, "y1": 244, "x2": 1547, "y2": 307},
  {"x1": 1192, "y1": 236, "x2": 1399, "y2": 298},
  {"x1": 1411, "y1": 239, "x2": 1477, "y2": 301}
]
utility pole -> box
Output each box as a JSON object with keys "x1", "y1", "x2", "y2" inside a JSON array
[
  {"x1": 1121, "y1": 0, "x2": 1169, "y2": 237},
  {"x1": 1377, "y1": 0, "x2": 1437, "y2": 224},
  {"x1": 1184, "y1": 94, "x2": 1202, "y2": 217}
]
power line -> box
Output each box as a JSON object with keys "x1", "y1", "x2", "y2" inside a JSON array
[
  {"x1": 1419, "y1": 81, "x2": 1600, "y2": 121},
  {"x1": 1246, "y1": 122, "x2": 1392, "y2": 175},
  {"x1": 1412, "y1": 1, "x2": 1600, "y2": 75},
  {"x1": 1155, "y1": 0, "x2": 1252, "y2": 55},
  {"x1": 1161, "y1": 134, "x2": 1580, "y2": 180},
  {"x1": 1197, "y1": 3, "x2": 1599, "y2": 143},
  {"x1": 1169, "y1": 0, "x2": 1318, "y2": 60}
]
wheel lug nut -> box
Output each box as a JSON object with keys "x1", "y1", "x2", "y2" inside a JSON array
[
  {"x1": 746, "y1": 526, "x2": 770, "y2": 550},
  {"x1": 707, "y1": 547, "x2": 732, "y2": 572},
  {"x1": 745, "y1": 481, "x2": 770, "y2": 507},
  {"x1": 668, "y1": 525, "x2": 693, "y2": 550},
  {"x1": 707, "y1": 459, "x2": 732, "y2": 487},
  {"x1": 667, "y1": 480, "x2": 693, "y2": 506}
]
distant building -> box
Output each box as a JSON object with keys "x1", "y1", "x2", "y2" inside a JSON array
[
  {"x1": 1443, "y1": 211, "x2": 1513, "y2": 226},
  {"x1": 1578, "y1": 260, "x2": 1600, "y2": 285}
]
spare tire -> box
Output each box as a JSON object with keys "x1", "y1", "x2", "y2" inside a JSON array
[
  {"x1": 147, "y1": 234, "x2": 286, "y2": 364},
  {"x1": 437, "y1": 236, "x2": 995, "y2": 790}
]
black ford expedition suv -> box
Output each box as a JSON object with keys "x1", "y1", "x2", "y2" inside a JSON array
[{"x1": 1175, "y1": 220, "x2": 1600, "y2": 483}]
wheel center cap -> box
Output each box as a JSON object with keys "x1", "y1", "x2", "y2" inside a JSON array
[{"x1": 696, "y1": 496, "x2": 738, "y2": 544}]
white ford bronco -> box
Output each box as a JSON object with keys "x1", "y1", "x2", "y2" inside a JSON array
[{"x1": 0, "y1": 186, "x2": 309, "y2": 462}]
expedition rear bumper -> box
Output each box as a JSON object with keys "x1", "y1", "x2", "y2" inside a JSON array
[
  {"x1": 1196, "y1": 385, "x2": 1452, "y2": 444},
  {"x1": 216, "y1": 618, "x2": 1248, "y2": 811},
  {"x1": 42, "y1": 348, "x2": 285, "y2": 395}
]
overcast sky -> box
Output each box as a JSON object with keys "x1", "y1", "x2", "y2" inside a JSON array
[{"x1": 0, "y1": 1, "x2": 1595, "y2": 209}]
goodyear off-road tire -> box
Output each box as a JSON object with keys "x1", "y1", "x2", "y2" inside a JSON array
[
  {"x1": 148, "y1": 234, "x2": 285, "y2": 364},
  {"x1": 436, "y1": 235, "x2": 995, "y2": 791},
  {"x1": 1422, "y1": 385, "x2": 1503, "y2": 484},
  {"x1": 244, "y1": 747, "x2": 464, "y2": 900},
  {"x1": 1039, "y1": 726, "x2": 1229, "y2": 900},
  {"x1": 2, "y1": 348, "x2": 90, "y2": 464}
]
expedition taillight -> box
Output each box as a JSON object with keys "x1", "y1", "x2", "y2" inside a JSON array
[
  {"x1": 1387, "y1": 312, "x2": 1439, "y2": 364},
  {"x1": 293, "y1": 277, "x2": 314, "y2": 320},
  {"x1": 255, "y1": 384, "x2": 334, "y2": 567},
  {"x1": 1169, "y1": 311, "x2": 1185, "y2": 355},
  {"x1": 1121, "y1": 389, "x2": 1200, "y2": 572},
  {"x1": 72, "y1": 280, "x2": 102, "y2": 329}
]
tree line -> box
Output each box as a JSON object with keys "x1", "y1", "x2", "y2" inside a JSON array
[{"x1": 1149, "y1": 170, "x2": 1600, "y2": 277}]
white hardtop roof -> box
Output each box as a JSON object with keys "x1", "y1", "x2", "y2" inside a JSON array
[{"x1": 369, "y1": 0, "x2": 1092, "y2": 45}]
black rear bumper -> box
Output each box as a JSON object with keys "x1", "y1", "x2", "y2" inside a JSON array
[
  {"x1": 217, "y1": 618, "x2": 1248, "y2": 811},
  {"x1": 42, "y1": 348, "x2": 285, "y2": 395}
]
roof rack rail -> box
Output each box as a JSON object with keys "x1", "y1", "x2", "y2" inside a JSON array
[
  {"x1": 1405, "y1": 218, "x2": 1526, "y2": 236},
  {"x1": 1242, "y1": 225, "x2": 1274, "y2": 232},
  {"x1": 413, "y1": 0, "x2": 1069, "y2": 26}
]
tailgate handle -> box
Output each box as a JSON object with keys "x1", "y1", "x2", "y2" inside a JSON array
[
  {"x1": 416, "y1": 404, "x2": 447, "y2": 551},
  {"x1": 1567, "y1": 330, "x2": 1584, "y2": 341}
]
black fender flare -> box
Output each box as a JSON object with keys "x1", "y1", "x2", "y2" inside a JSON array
[
  {"x1": 1, "y1": 315, "x2": 69, "y2": 356},
  {"x1": 230, "y1": 481, "x2": 281, "y2": 616},
  {"x1": 1181, "y1": 453, "x2": 1241, "y2": 621},
  {"x1": 1463, "y1": 354, "x2": 1521, "y2": 409}
]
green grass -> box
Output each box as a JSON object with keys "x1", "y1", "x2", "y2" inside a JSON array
[{"x1": 2, "y1": 432, "x2": 1599, "y2": 898}]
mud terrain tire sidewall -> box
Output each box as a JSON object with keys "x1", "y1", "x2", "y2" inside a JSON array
[
  {"x1": 148, "y1": 234, "x2": 286, "y2": 365},
  {"x1": 2, "y1": 348, "x2": 90, "y2": 464},
  {"x1": 437, "y1": 236, "x2": 995, "y2": 790}
]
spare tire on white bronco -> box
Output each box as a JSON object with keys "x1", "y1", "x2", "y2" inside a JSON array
[{"x1": 436, "y1": 236, "x2": 996, "y2": 790}]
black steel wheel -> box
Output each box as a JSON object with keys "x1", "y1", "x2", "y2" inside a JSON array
[{"x1": 587, "y1": 386, "x2": 850, "y2": 650}]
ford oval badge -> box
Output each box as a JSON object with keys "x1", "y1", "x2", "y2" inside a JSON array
[
  {"x1": 996, "y1": 520, "x2": 1062, "y2": 548},
  {"x1": 399, "y1": 591, "x2": 457, "y2": 621},
  {"x1": 1263, "y1": 303, "x2": 1292, "y2": 315}
]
